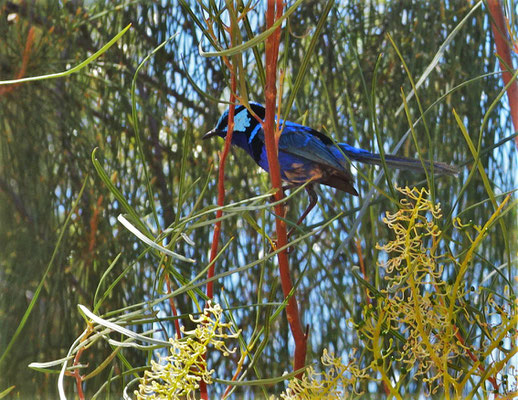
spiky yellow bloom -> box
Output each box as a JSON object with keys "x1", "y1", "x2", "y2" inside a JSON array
[
  {"x1": 274, "y1": 349, "x2": 369, "y2": 400},
  {"x1": 371, "y1": 186, "x2": 462, "y2": 391},
  {"x1": 276, "y1": 187, "x2": 514, "y2": 398},
  {"x1": 135, "y1": 302, "x2": 240, "y2": 400}
]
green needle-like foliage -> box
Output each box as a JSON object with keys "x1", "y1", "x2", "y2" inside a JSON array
[{"x1": 0, "y1": 1, "x2": 516, "y2": 398}]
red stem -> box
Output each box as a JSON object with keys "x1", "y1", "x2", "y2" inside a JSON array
[
  {"x1": 355, "y1": 238, "x2": 371, "y2": 305},
  {"x1": 487, "y1": 0, "x2": 518, "y2": 148},
  {"x1": 454, "y1": 330, "x2": 499, "y2": 391},
  {"x1": 0, "y1": 26, "x2": 35, "y2": 96},
  {"x1": 164, "y1": 274, "x2": 182, "y2": 339},
  {"x1": 200, "y1": 7, "x2": 238, "y2": 399},
  {"x1": 73, "y1": 346, "x2": 85, "y2": 400},
  {"x1": 264, "y1": 0, "x2": 307, "y2": 376},
  {"x1": 71, "y1": 325, "x2": 94, "y2": 400},
  {"x1": 205, "y1": 48, "x2": 237, "y2": 299},
  {"x1": 88, "y1": 195, "x2": 103, "y2": 253},
  {"x1": 200, "y1": 72, "x2": 235, "y2": 400}
]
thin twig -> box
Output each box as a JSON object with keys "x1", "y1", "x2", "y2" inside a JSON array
[
  {"x1": 355, "y1": 238, "x2": 371, "y2": 305},
  {"x1": 164, "y1": 273, "x2": 182, "y2": 339},
  {"x1": 72, "y1": 325, "x2": 94, "y2": 400},
  {"x1": 0, "y1": 26, "x2": 35, "y2": 95},
  {"x1": 201, "y1": 5, "x2": 239, "y2": 399}
]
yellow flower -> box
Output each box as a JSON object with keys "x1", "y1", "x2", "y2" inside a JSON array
[
  {"x1": 275, "y1": 349, "x2": 369, "y2": 400},
  {"x1": 136, "y1": 301, "x2": 240, "y2": 400}
]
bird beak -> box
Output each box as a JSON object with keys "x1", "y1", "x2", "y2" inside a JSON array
[{"x1": 202, "y1": 129, "x2": 219, "y2": 140}]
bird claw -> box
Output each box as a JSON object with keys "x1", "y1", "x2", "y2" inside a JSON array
[{"x1": 270, "y1": 235, "x2": 295, "y2": 254}]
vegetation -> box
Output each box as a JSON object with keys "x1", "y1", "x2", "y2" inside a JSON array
[{"x1": 0, "y1": 1, "x2": 516, "y2": 398}]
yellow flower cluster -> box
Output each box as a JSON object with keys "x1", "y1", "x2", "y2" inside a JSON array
[
  {"x1": 133, "y1": 187, "x2": 515, "y2": 399},
  {"x1": 374, "y1": 186, "x2": 460, "y2": 390},
  {"x1": 355, "y1": 186, "x2": 515, "y2": 397},
  {"x1": 275, "y1": 349, "x2": 369, "y2": 400},
  {"x1": 135, "y1": 302, "x2": 240, "y2": 400}
]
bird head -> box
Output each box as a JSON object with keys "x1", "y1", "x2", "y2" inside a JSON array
[{"x1": 203, "y1": 102, "x2": 265, "y2": 142}]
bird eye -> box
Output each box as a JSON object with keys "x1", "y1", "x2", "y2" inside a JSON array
[{"x1": 218, "y1": 123, "x2": 227, "y2": 133}]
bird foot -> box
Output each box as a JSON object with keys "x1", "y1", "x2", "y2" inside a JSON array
[{"x1": 270, "y1": 235, "x2": 295, "y2": 255}]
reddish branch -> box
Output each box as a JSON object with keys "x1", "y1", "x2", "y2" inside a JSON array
[
  {"x1": 71, "y1": 325, "x2": 94, "y2": 400},
  {"x1": 205, "y1": 89, "x2": 235, "y2": 300},
  {"x1": 200, "y1": 64, "x2": 236, "y2": 400},
  {"x1": 205, "y1": 51, "x2": 237, "y2": 299},
  {"x1": 164, "y1": 273, "x2": 182, "y2": 339},
  {"x1": 355, "y1": 238, "x2": 371, "y2": 305},
  {"x1": 73, "y1": 345, "x2": 86, "y2": 400},
  {"x1": 88, "y1": 195, "x2": 103, "y2": 253},
  {"x1": 454, "y1": 330, "x2": 499, "y2": 391},
  {"x1": 264, "y1": 0, "x2": 307, "y2": 376},
  {"x1": 487, "y1": 0, "x2": 518, "y2": 148},
  {"x1": 200, "y1": 7, "x2": 239, "y2": 399},
  {"x1": 0, "y1": 26, "x2": 35, "y2": 96},
  {"x1": 201, "y1": 110, "x2": 236, "y2": 399},
  {"x1": 430, "y1": 280, "x2": 499, "y2": 391}
]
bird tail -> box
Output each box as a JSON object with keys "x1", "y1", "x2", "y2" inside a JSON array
[{"x1": 338, "y1": 144, "x2": 459, "y2": 176}]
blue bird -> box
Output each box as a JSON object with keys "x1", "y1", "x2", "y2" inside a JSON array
[{"x1": 203, "y1": 102, "x2": 458, "y2": 228}]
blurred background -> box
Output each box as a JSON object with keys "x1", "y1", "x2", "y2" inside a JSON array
[{"x1": 0, "y1": 0, "x2": 516, "y2": 398}]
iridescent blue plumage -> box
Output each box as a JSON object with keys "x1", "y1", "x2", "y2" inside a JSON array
[{"x1": 203, "y1": 102, "x2": 458, "y2": 197}]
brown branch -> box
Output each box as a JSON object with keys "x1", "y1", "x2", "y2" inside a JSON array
[
  {"x1": 164, "y1": 273, "x2": 182, "y2": 339},
  {"x1": 0, "y1": 177, "x2": 33, "y2": 224},
  {"x1": 73, "y1": 345, "x2": 86, "y2": 400},
  {"x1": 0, "y1": 26, "x2": 35, "y2": 96},
  {"x1": 430, "y1": 278, "x2": 499, "y2": 391},
  {"x1": 454, "y1": 329, "x2": 499, "y2": 391},
  {"x1": 264, "y1": 0, "x2": 307, "y2": 377},
  {"x1": 71, "y1": 325, "x2": 94, "y2": 400},
  {"x1": 205, "y1": 39, "x2": 237, "y2": 301},
  {"x1": 200, "y1": 6, "x2": 239, "y2": 399},
  {"x1": 487, "y1": 0, "x2": 518, "y2": 148},
  {"x1": 355, "y1": 238, "x2": 371, "y2": 305},
  {"x1": 88, "y1": 195, "x2": 103, "y2": 253},
  {"x1": 137, "y1": 81, "x2": 177, "y2": 229}
]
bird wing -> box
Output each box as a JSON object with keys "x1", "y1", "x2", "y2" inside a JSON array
[
  {"x1": 252, "y1": 121, "x2": 346, "y2": 170},
  {"x1": 276, "y1": 124, "x2": 348, "y2": 173},
  {"x1": 278, "y1": 128, "x2": 359, "y2": 194},
  {"x1": 252, "y1": 120, "x2": 358, "y2": 194}
]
